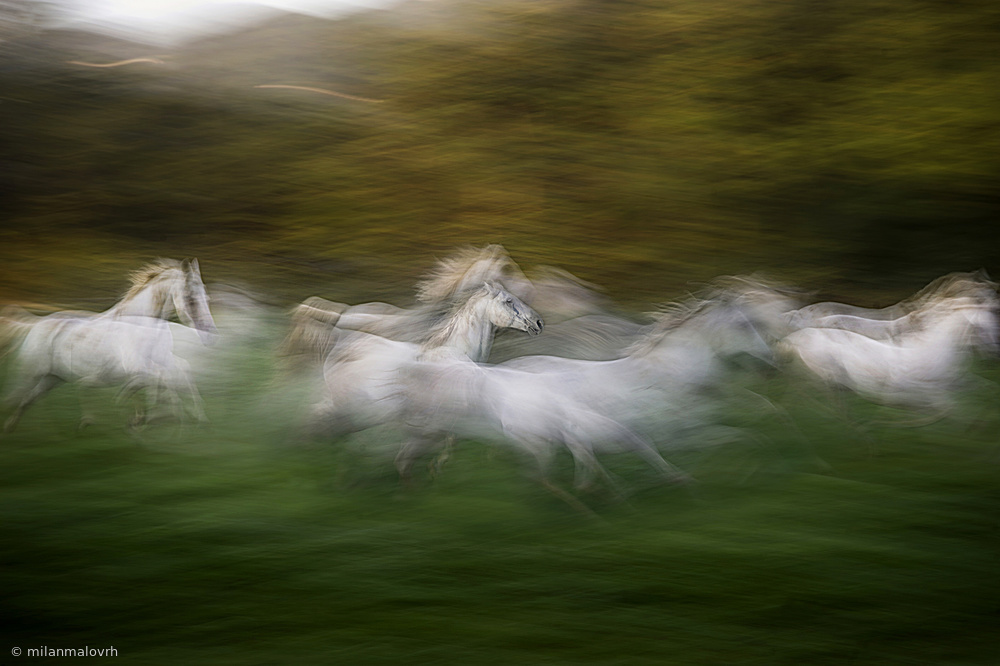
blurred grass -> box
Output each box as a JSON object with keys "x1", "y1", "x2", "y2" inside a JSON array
[{"x1": 1, "y1": 329, "x2": 998, "y2": 664}]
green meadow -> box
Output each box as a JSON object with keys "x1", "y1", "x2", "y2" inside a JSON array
[{"x1": 1, "y1": 322, "x2": 998, "y2": 664}]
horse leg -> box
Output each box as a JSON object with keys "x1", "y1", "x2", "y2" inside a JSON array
[
  {"x1": 114, "y1": 376, "x2": 151, "y2": 431},
  {"x1": 572, "y1": 412, "x2": 691, "y2": 485},
  {"x1": 169, "y1": 358, "x2": 208, "y2": 424},
  {"x1": 394, "y1": 431, "x2": 443, "y2": 486},
  {"x1": 76, "y1": 386, "x2": 101, "y2": 432},
  {"x1": 428, "y1": 434, "x2": 456, "y2": 479},
  {"x1": 513, "y1": 435, "x2": 601, "y2": 519},
  {"x1": 4, "y1": 374, "x2": 63, "y2": 433}
]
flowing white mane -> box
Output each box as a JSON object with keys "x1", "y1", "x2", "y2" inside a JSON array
[
  {"x1": 121, "y1": 258, "x2": 184, "y2": 303},
  {"x1": 420, "y1": 282, "x2": 500, "y2": 352},
  {"x1": 906, "y1": 270, "x2": 997, "y2": 306},
  {"x1": 414, "y1": 245, "x2": 515, "y2": 304},
  {"x1": 626, "y1": 295, "x2": 712, "y2": 356}
]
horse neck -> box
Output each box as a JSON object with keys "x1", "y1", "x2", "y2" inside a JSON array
[
  {"x1": 105, "y1": 276, "x2": 176, "y2": 320},
  {"x1": 907, "y1": 307, "x2": 980, "y2": 351},
  {"x1": 424, "y1": 296, "x2": 497, "y2": 362}
]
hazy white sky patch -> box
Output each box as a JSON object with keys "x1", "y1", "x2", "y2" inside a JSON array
[{"x1": 56, "y1": 0, "x2": 402, "y2": 45}]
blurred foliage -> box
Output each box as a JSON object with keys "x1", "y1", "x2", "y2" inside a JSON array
[{"x1": 1, "y1": 0, "x2": 1000, "y2": 305}]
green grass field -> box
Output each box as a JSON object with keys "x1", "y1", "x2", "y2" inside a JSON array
[{"x1": 1, "y1": 325, "x2": 998, "y2": 665}]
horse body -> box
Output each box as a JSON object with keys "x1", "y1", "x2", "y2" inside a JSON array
[{"x1": 803, "y1": 312, "x2": 921, "y2": 340}]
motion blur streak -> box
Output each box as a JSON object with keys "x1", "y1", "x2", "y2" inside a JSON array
[
  {"x1": 66, "y1": 57, "x2": 166, "y2": 67},
  {"x1": 254, "y1": 84, "x2": 385, "y2": 103}
]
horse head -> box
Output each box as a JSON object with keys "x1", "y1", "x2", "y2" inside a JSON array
[{"x1": 481, "y1": 281, "x2": 544, "y2": 336}]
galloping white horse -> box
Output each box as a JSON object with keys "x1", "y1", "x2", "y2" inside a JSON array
[
  {"x1": 1, "y1": 259, "x2": 217, "y2": 432},
  {"x1": 280, "y1": 244, "x2": 534, "y2": 365},
  {"x1": 779, "y1": 295, "x2": 999, "y2": 423},
  {"x1": 306, "y1": 281, "x2": 543, "y2": 440},
  {"x1": 394, "y1": 284, "x2": 788, "y2": 494}
]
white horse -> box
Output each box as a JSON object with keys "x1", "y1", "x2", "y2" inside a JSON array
[
  {"x1": 1, "y1": 259, "x2": 217, "y2": 432},
  {"x1": 305, "y1": 281, "x2": 543, "y2": 441},
  {"x1": 280, "y1": 244, "x2": 534, "y2": 366},
  {"x1": 778, "y1": 295, "x2": 999, "y2": 424},
  {"x1": 394, "y1": 286, "x2": 786, "y2": 495}
]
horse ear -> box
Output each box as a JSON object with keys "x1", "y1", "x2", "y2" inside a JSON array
[{"x1": 483, "y1": 281, "x2": 499, "y2": 295}]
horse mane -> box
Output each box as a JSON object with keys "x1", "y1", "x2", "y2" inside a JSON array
[
  {"x1": 907, "y1": 271, "x2": 998, "y2": 307},
  {"x1": 530, "y1": 265, "x2": 603, "y2": 292},
  {"x1": 625, "y1": 294, "x2": 713, "y2": 356},
  {"x1": 414, "y1": 245, "x2": 513, "y2": 304},
  {"x1": 625, "y1": 275, "x2": 796, "y2": 356},
  {"x1": 121, "y1": 258, "x2": 184, "y2": 302},
  {"x1": 420, "y1": 282, "x2": 499, "y2": 352},
  {"x1": 276, "y1": 296, "x2": 347, "y2": 365},
  {"x1": 703, "y1": 274, "x2": 802, "y2": 301}
]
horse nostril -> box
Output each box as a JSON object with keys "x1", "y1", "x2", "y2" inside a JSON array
[{"x1": 536, "y1": 320, "x2": 544, "y2": 331}]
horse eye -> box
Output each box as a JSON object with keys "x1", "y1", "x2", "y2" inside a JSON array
[{"x1": 505, "y1": 298, "x2": 513, "y2": 304}]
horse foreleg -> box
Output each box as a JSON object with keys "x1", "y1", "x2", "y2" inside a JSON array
[
  {"x1": 168, "y1": 359, "x2": 208, "y2": 425},
  {"x1": 428, "y1": 434, "x2": 456, "y2": 479},
  {"x1": 76, "y1": 386, "x2": 101, "y2": 432}
]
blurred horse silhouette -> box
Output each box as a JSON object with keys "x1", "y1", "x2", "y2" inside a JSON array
[
  {"x1": 394, "y1": 281, "x2": 791, "y2": 500},
  {"x1": 1, "y1": 259, "x2": 217, "y2": 433},
  {"x1": 306, "y1": 281, "x2": 543, "y2": 441},
  {"x1": 779, "y1": 292, "x2": 1000, "y2": 425}
]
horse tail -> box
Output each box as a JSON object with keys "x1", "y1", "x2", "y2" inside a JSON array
[
  {"x1": 0, "y1": 305, "x2": 39, "y2": 358},
  {"x1": 277, "y1": 297, "x2": 347, "y2": 367}
]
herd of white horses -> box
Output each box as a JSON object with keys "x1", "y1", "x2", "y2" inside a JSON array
[{"x1": 1, "y1": 247, "x2": 998, "y2": 503}]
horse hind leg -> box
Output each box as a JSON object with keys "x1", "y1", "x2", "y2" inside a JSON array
[{"x1": 4, "y1": 374, "x2": 64, "y2": 433}]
